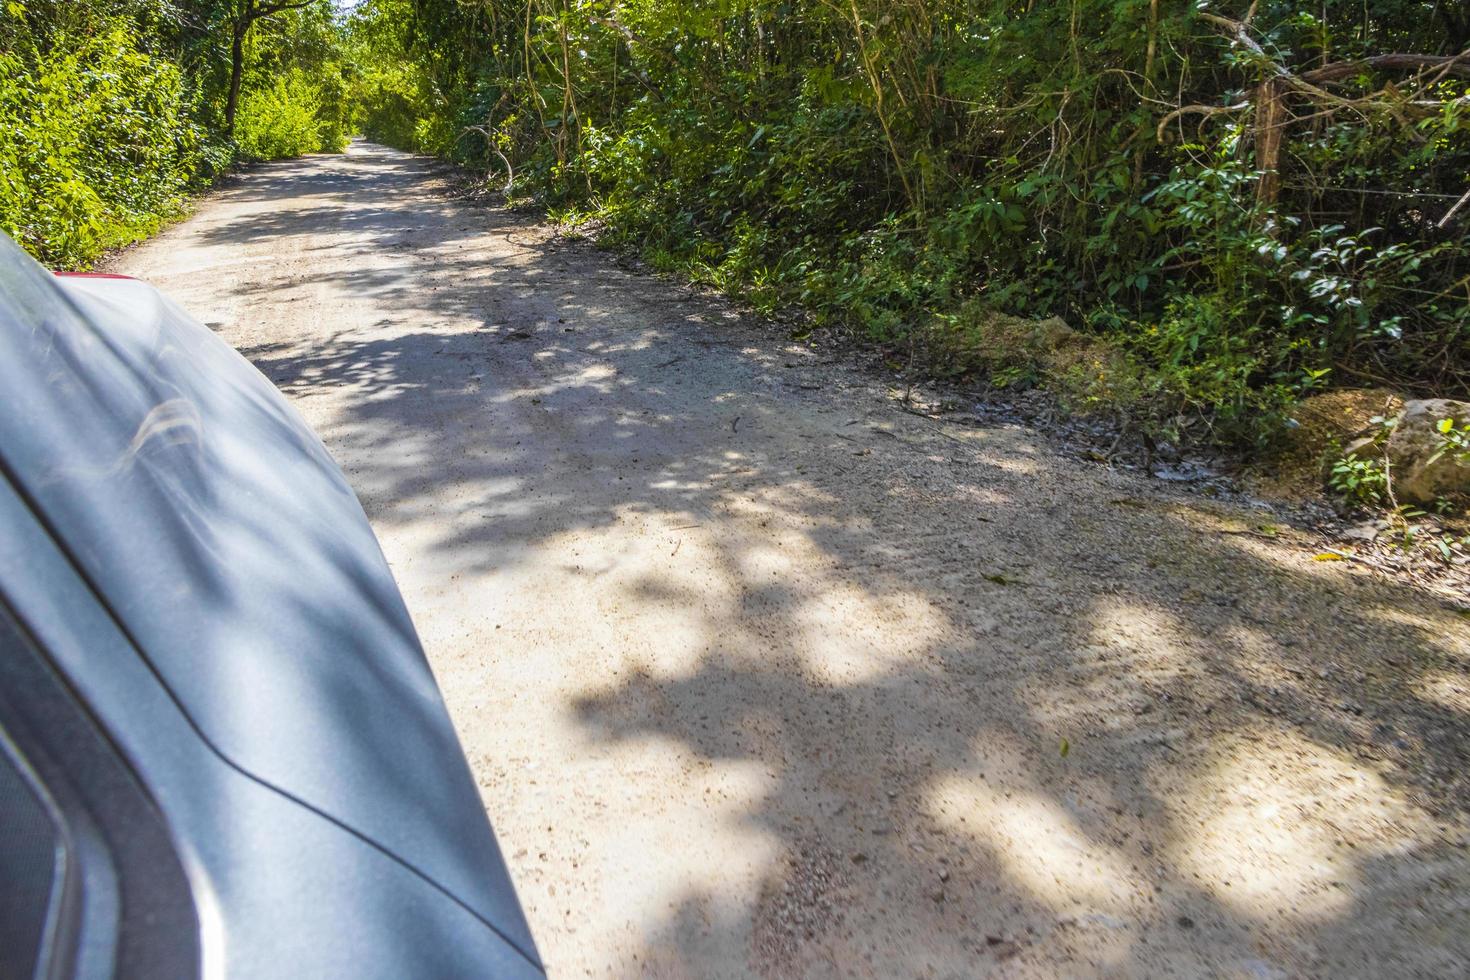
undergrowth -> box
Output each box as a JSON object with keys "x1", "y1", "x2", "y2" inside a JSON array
[
  {"x1": 346, "y1": 0, "x2": 1470, "y2": 452},
  {"x1": 0, "y1": 0, "x2": 351, "y2": 268}
]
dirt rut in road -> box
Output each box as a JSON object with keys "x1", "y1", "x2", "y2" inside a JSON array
[{"x1": 113, "y1": 143, "x2": 1470, "y2": 978}]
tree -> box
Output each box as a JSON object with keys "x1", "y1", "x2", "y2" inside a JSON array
[{"x1": 225, "y1": 0, "x2": 315, "y2": 135}]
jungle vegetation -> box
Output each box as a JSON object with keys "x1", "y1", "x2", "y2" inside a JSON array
[
  {"x1": 346, "y1": 0, "x2": 1470, "y2": 446},
  {"x1": 0, "y1": 0, "x2": 350, "y2": 267},
  {"x1": 3, "y1": 1, "x2": 1467, "y2": 447}
]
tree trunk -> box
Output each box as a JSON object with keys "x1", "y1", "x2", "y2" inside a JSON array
[
  {"x1": 1254, "y1": 77, "x2": 1285, "y2": 209},
  {"x1": 225, "y1": 18, "x2": 247, "y2": 136}
]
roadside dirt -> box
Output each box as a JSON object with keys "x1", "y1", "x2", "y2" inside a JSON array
[{"x1": 112, "y1": 142, "x2": 1470, "y2": 978}]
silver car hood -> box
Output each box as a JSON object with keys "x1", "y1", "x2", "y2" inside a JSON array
[{"x1": 0, "y1": 236, "x2": 538, "y2": 968}]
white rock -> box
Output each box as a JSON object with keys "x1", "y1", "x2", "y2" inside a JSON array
[{"x1": 1385, "y1": 399, "x2": 1470, "y2": 503}]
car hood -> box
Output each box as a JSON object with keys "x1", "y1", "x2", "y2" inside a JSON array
[{"x1": 0, "y1": 237, "x2": 538, "y2": 968}]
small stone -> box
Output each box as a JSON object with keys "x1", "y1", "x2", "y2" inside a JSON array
[
  {"x1": 985, "y1": 938, "x2": 1020, "y2": 959},
  {"x1": 1338, "y1": 522, "x2": 1382, "y2": 543}
]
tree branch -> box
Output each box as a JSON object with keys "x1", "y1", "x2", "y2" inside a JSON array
[
  {"x1": 1155, "y1": 101, "x2": 1250, "y2": 142},
  {"x1": 250, "y1": 0, "x2": 313, "y2": 22},
  {"x1": 1438, "y1": 186, "x2": 1470, "y2": 230},
  {"x1": 1196, "y1": 13, "x2": 1341, "y2": 104},
  {"x1": 1302, "y1": 51, "x2": 1470, "y2": 85},
  {"x1": 1176, "y1": 14, "x2": 1466, "y2": 146}
]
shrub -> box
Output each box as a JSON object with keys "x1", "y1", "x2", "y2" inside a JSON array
[
  {"x1": 1328, "y1": 452, "x2": 1389, "y2": 508},
  {"x1": 0, "y1": 21, "x2": 205, "y2": 267},
  {"x1": 235, "y1": 71, "x2": 328, "y2": 160},
  {"x1": 345, "y1": 0, "x2": 1470, "y2": 451}
]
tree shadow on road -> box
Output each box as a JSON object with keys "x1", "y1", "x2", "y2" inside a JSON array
[{"x1": 215, "y1": 145, "x2": 1470, "y2": 977}]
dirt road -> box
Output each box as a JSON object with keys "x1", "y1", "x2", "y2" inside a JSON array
[{"x1": 113, "y1": 142, "x2": 1470, "y2": 977}]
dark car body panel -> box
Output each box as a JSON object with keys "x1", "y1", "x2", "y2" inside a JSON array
[{"x1": 0, "y1": 236, "x2": 539, "y2": 974}]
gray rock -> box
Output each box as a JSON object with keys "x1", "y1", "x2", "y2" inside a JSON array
[
  {"x1": 1338, "y1": 521, "x2": 1384, "y2": 543},
  {"x1": 1385, "y1": 399, "x2": 1470, "y2": 503}
]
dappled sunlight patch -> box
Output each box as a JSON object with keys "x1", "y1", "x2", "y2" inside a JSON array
[
  {"x1": 787, "y1": 582, "x2": 948, "y2": 684},
  {"x1": 529, "y1": 746, "x2": 780, "y2": 960},
  {"x1": 437, "y1": 475, "x2": 537, "y2": 522},
  {"x1": 1058, "y1": 598, "x2": 1202, "y2": 717},
  {"x1": 952, "y1": 485, "x2": 1013, "y2": 510},
  {"x1": 723, "y1": 477, "x2": 839, "y2": 519},
  {"x1": 1415, "y1": 670, "x2": 1470, "y2": 715},
  {"x1": 1359, "y1": 604, "x2": 1470, "y2": 654},
  {"x1": 612, "y1": 575, "x2": 736, "y2": 673},
  {"x1": 701, "y1": 496, "x2": 953, "y2": 683},
  {"x1": 925, "y1": 774, "x2": 1146, "y2": 927},
  {"x1": 1218, "y1": 622, "x2": 1308, "y2": 687},
  {"x1": 567, "y1": 361, "x2": 619, "y2": 386},
  {"x1": 1172, "y1": 732, "x2": 1427, "y2": 925},
  {"x1": 982, "y1": 454, "x2": 1041, "y2": 477},
  {"x1": 648, "y1": 477, "x2": 720, "y2": 492},
  {"x1": 1214, "y1": 529, "x2": 1372, "y2": 586},
  {"x1": 1085, "y1": 599, "x2": 1192, "y2": 666}
]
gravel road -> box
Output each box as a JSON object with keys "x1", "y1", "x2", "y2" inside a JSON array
[{"x1": 112, "y1": 142, "x2": 1470, "y2": 978}]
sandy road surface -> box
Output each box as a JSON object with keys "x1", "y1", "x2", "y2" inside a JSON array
[{"x1": 113, "y1": 142, "x2": 1470, "y2": 977}]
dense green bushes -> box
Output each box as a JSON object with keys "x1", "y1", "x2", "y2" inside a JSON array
[
  {"x1": 0, "y1": 16, "x2": 206, "y2": 267},
  {"x1": 348, "y1": 0, "x2": 1470, "y2": 447},
  {"x1": 234, "y1": 0, "x2": 353, "y2": 161},
  {"x1": 344, "y1": 3, "x2": 456, "y2": 156},
  {"x1": 236, "y1": 70, "x2": 349, "y2": 161},
  {"x1": 6, "y1": 0, "x2": 1462, "y2": 448},
  {"x1": 0, "y1": 0, "x2": 351, "y2": 268}
]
